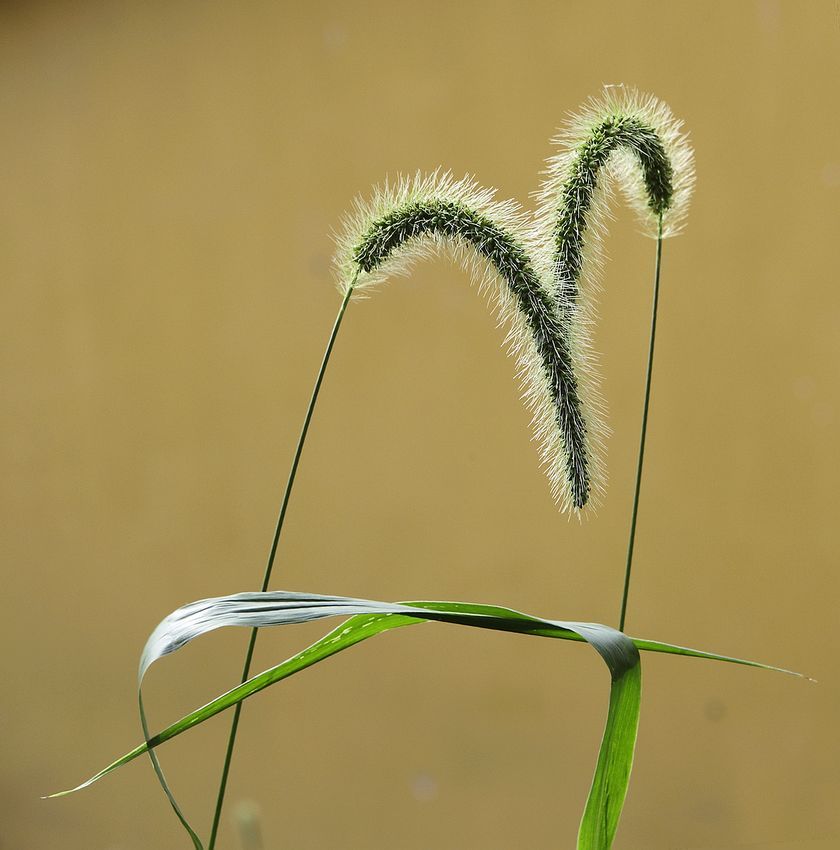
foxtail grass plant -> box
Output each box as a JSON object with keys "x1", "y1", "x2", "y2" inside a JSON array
[{"x1": 50, "y1": 87, "x2": 804, "y2": 850}]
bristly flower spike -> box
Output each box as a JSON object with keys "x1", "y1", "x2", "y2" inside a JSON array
[
  {"x1": 335, "y1": 89, "x2": 693, "y2": 514},
  {"x1": 335, "y1": 171, "x2": 589, "y2": 515},
  {"x1": 533, "y1": 85, "x2": 695, "y2": 509}
]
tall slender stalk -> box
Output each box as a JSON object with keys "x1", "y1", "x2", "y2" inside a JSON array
[
  {"x1": 619, "y1": 216, "x2": 663, "y2": 633},
  {"x1": 207, "y1": 275, "x2": 357, "y2": 849}
]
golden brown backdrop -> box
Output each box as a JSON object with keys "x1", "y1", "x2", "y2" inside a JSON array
[{"x1": 2, "y1": 2, "x2": 838, "y2": 848}]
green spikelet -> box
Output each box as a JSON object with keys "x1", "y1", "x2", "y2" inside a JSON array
[{"x1": 336, "y1": 88, "x2": 694, "y2": 513}]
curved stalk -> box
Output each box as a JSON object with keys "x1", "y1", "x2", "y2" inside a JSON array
[{"x1": 619, "y1": 217, "x2": 663, "y2": 632}]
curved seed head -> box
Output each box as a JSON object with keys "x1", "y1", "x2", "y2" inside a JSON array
[
  {"x1": 332, "y1": 89, "x2": 694, "y2": 514},
  {"x1": 334, "y1": 172, "x2": 591, "y2": 513},
  {"x1": 532, "y1": 85, "x2": 695, "y2": 507}
]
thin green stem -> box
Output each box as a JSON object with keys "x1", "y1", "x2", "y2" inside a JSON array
[
  {"x1": 207, "y1": 275, "x2": 358, "y2": 849},
  {"x1": 619, "y1": 216, "x2": 663, "y2": 633}
]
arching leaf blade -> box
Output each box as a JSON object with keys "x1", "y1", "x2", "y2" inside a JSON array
[
  {"x1": 49, "y1": 591, "x2": 802, "y2": 849},
  {"x1": 47, "y1": 609, "x2": 423, "y2": 798},
  {"x1": 52, "y1": 594, "x2": 642, "y2": 849}
]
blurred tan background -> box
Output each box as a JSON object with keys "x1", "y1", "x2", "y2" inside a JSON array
[{"x1": 2, "y1": 1, "x2": 839, "y2": 848}]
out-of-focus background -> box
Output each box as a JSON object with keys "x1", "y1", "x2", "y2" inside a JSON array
[{"x1": 2, "y1": 2, "x2": 838, "y2": 848}]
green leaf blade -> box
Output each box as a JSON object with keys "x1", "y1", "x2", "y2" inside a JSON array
[
  {"x1": 577, "y1": 662, "x2": 642, "y2": 850},
  {"x1": 50, "y1": 591, "x2": 801, "y2": 849}
]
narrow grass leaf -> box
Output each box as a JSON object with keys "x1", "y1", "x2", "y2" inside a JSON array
[
  {"x1": 577, "y1": 662, "x2": 640, "y2": 848},
  {"x1": 49, "y1": 592, "x2": 802, "y2": 849}
]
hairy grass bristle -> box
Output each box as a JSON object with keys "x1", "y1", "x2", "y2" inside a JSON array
[
  {"x1": 533, "y1": 86, "x2": 695, "y2": 509},
  {"x1": 551, "y1": 115, "x2": 673, "y2": 306},
  {"x1": 352, "y1": 195, "x2": 591, "y2": 510},
  {"x1": 334, "y1": 87, "x2": 694, "y2": 513}
]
